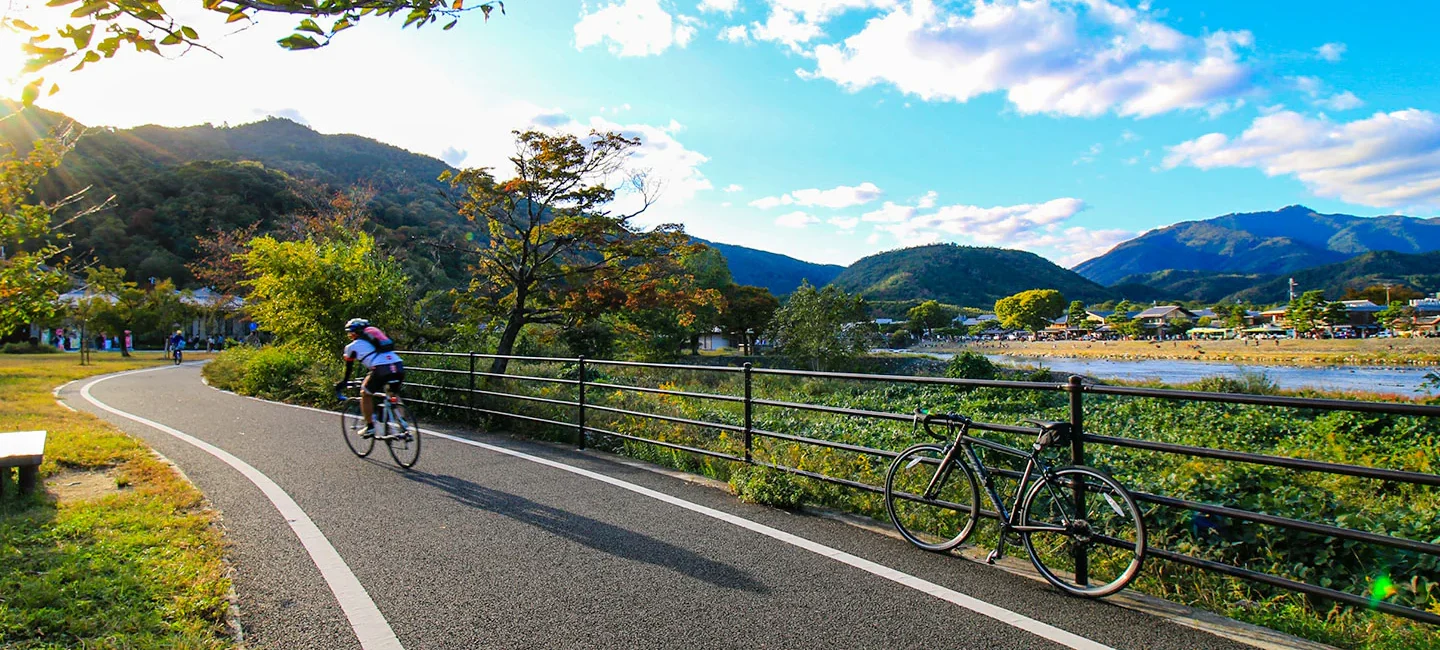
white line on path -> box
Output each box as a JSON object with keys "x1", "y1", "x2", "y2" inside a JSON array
[
  {"x1": 77, "y1": 366, "x2": 404, "y2": 650},
  {"x1": 213, "y1": 382, "x2": 1116, "y2": 650}
]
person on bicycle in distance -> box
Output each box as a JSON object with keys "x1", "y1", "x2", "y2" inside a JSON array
[
  {"x1": 335, "y1": 318, "x2": 404, "y2": 436},
  {"x1": 169, "y1": 330, "x2": 186, "y2": 358}
]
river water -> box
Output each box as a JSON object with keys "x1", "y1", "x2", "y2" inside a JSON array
[{"x1": 912, "y1": 352, "x2": 1435, "y2": 396}]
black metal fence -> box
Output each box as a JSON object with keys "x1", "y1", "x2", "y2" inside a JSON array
[{"x1": 399, "y1": 350, "x2": 1440, "y2": 626}]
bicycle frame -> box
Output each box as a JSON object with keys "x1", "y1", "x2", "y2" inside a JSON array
[{"x1": 926, "y1": 418, "x2": 1073, "y2": 560}]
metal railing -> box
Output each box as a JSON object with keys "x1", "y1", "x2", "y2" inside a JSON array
[{"x1": 399, "y1": 350, "x2": 1440, "y2": 625}]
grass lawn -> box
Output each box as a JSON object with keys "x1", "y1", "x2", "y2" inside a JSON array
[
  {"x1": 950, "y1": 337, "x2": 1440, "y2": 366},
  {"x1": 0, "y1": 352, "x2": 232, "y2": 649}
]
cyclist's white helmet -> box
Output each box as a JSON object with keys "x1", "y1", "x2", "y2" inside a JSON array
[{"x1": 345, "y1": 318, "x2": 369, "y2": 332}]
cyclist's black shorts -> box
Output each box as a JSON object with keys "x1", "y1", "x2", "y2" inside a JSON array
[{"x1": 362, "y1": 361, "x2": 405, "y2": 394}]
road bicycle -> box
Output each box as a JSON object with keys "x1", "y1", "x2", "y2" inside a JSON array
[
  {"x1": 338, "y1": 380, "x2": 421, "y2": 468},
  {"x1": 883, "y1": 410, "x2": 1145, "y2": 597}
]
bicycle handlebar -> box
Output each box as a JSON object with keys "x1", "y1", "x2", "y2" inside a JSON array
[{"x1": 912, "y1": 409, "x2": 971, "y2": 441}]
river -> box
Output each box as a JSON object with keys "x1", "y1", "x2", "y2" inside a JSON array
[{"x1": 910, "y1": 352, "x2": 1435, "y2": 396}]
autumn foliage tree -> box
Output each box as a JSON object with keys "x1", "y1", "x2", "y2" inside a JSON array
[
  {"x1": 994, "y1": 289, "x2": 1065, "y2": 332},
  {"x1": 442, "y1": 129, "x2": 712, "y2": 373}
]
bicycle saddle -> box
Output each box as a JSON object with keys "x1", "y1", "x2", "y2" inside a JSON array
[{"x1": 1020, "y1": 419, "x2": 1070, "y2": 447}]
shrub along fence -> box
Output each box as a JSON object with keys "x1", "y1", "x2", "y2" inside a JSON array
[{"x1": 398, "y1": 350, "x2": 1440, "y2": 627}]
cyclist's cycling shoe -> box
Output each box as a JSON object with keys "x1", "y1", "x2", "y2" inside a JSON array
[{"x1": 361, "y1": 424, "x2": 376, "y2": 439}]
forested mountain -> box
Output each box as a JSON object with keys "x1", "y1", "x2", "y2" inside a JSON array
[
  {"x1": 830, "y1": 243, "x2": 1117, "y2": 308},
  {"x1": 694, "y1": 238, "x2": 843, "y2": 296},
  {"x1": 0, "y1": 104, "x2": 472, "y2": 290},
  {"x1": 1221, "y1": 250, "x2": 1440, "y2": 304},
  {"x1": 1114, "y1": 269, "x2": 1278, "y2": 304},
  {"x1": 1075, "y1": 205, "x2": 1440, "y2": 285}
]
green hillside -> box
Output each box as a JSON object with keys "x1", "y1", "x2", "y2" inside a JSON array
[
  {"x1": 830, "y1": 243, "x2": 1117, "y2": 308},
  {"x1": 1223, "y1": 250, "x2": 1440, "y2": 304},
  {"x1": 1115, "y1": 269, "x2": 1277, "y2": 303}
]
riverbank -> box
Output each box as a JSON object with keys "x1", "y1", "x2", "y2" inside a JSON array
[{"x1": 926, "y1": 338, "x2": 1440, "y2": 366}]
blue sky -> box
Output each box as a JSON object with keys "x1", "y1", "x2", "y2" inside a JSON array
[{"x1": 18, "y1": 0, "x2": 1440, "y2": 267}]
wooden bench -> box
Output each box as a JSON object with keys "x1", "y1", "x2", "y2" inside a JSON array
[{"x1": 0, "y1": 431, "x2": 46, "y2": 497}]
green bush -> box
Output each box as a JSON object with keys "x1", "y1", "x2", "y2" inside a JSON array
[
  {"x1": 1, "y1": 342, "x2": 59, "y2": 354},
  {"x1": 1190, "y1": 370, "x2": 1280, "y2": 395},
  {"x1": 944, "y1": 350, "x2": 996, "y2": 380},
  {"x1": 202, "y1": 345, "x2": 340, "y2": 406},
  {"x1": 728, "y1": 466, "x2": 805, "y2": 509}
]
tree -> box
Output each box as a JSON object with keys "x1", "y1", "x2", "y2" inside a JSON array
[
  {"x1": 680, "y1": 245, "x2": 734, "y2": 354},
  {"x1": 1320, "y1": 301, "x2": 1349, "y2": 330},
  {"x1": 1167, "y1": 316, "x2": 1194, "y2": 337},
  {"x1": 767, "y1": 281, "x2": 873, "y2": 371},
  {"x1": 718, "y1": 284, "x2": 779, "y2": 355},
  {"x1": 994, "y1": 289, "x2": 1065, "y2": 332},
  {"x1": 6, "y1": 0, "x2": 505, "y2": 103},
  {"x1": 906, "y1": 300, "x2": 958, "y2": 336},
  {"x1": 441, "y1": 129, "x2": 707, "y2": 374},
  {"x1": 1220, "y1": 303, "x2": 1248, "y2": 329},
  {"x1": 1342, "y1": 284, "x2": 1424, "y2": 306},
  {"x1": 1066, "y1": 300, "x2": 1090, "y2": 330},
  {"x1": 0, "y1": 128, "x2": 85, "y2": 336},
  {"x1": 1378, "y1": 304, "x2": 1414, "y2": 332},
  {"x1": 1288, "y1": 290, "x2": 1326, "y2": 334},
  {"x1": 86, "y1": 265, "x2": 144, "y2": 356},
  {"x1": 240, "y1": 231, "x2": 410, "y2": 354}
]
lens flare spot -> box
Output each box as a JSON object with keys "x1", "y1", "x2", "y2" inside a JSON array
[{"x1": 1370, "y1": 574, "x2": 1396, "y2": 607}]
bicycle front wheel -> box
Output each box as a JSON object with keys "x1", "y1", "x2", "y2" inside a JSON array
[
  {"x1": 385, "y1": 403, "x2": 421, "y2": 469},
  {"x1": 884, "y1": 443, "x2": 980, "y2": 552},
  {"x1": 1019, "y1": 466, "x2": 1145, "y2": 598},
  {"x1": 340, "y1": 398, "x2": 375, "y2": 458}
]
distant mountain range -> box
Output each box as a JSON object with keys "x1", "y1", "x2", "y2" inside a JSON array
[
  {"x1": 694, "y1": 239, "x2": 843, "y2": 296},
  {"x1": 1075, "y1": 205, "x2": 1440, "y2": 286},
  {"x1": 830, "y1": 243, "x2": 1116, "y2": 306}
]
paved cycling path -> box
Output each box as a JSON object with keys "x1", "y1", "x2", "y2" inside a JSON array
[{"x1": 63, "y1": 364, "x2": 1262, "y2": 650}]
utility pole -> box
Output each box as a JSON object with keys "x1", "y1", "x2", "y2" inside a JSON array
[{"x1": 1288, "y1": 278, "x2": 1297, "y2": 303}]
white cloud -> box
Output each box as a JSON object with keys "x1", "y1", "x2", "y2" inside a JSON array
[
  {"x1": 1120, "y1": 129, "x2": 1140, "y2": 143},
  {"x1": 1315, "y1": 42, "x2": 1346, "y2": 62},
  {"x1": 776, "y1": 211, "x2": 821, "y2": 227},
  {"x1": 751, "y1": 181, "x2": 883, "y2": 208},
  {"x1": 864, "y1": 195, "x2": 1131, "y2": 266},
  {"x1": 1316, "y1": 91, "x2": 1363, "y2": 111},
  {"x1": 1164, "y1": 109, "x2": 1440, "y2": 209},
  {"x1": 699, "y1": 0, "x2": 739, "y2": 12},
  {"x1": 1291, "y1": 75, "x2": 1363, "y2": 112},
  {"x1": 748, "y1": 0, "x2": 898, "y2": 49},
  {"x1": 576, "y1": 0, "x2": 698, "y2": 57},
  {"x1": 915, "y1": 190, "x2": 937, "y2": 208},
  {"x1": 723, "y1": 183, "x2": 744, "y2": 192},
  {"x1": 1074, "y1": 143, "x2": 1103, "y2": 164},
  {"x1": 719, "y1": 25, "x2": 750, "y2": 42},
  {"x1": 828, "y1": 216, "x2": 860, "y2": 229},
  {"x1": 802, "y1": 0, "x2": 1254, "y2": 118}
]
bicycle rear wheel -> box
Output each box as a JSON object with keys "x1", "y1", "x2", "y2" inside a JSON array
[
  {"x1": 340, "y1": 398, "x2": 375, "y2": 458},
  {"x1": 884, "y1": 443, "x2": 980, "y2": 552},
  {"x1": 1019, "y1": 466, "x2": 1145, "y2": 598},
  {"x1": 385, "y1": 403, "x2": 421, "y2": 468}
]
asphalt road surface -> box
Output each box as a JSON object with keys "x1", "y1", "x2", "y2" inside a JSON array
[{"x1": 63, "y1": 364, "x2": 1260, "y2": 650}]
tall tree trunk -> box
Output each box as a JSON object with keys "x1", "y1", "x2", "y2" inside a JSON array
[{"x1": 489, "y1": 309, "x2": 527, "y2": 376}]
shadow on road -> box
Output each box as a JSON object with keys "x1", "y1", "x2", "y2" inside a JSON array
[{"x1": 396, "y1": 468, "x2": 768, "y2": 593}]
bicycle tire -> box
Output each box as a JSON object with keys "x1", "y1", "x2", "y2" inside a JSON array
[
  {"x1": 1019, "y1": 465, "x2": 1145, "y2": 598},
  {"x1": 385, "y1": 403, "x2": 421, "y2": 468},
  {"x1": 884, "y1": 443, "x2": 980, "y2": 552},
  {"x1": 340, "y1": 398, "x2": 375, "y2": 458}
]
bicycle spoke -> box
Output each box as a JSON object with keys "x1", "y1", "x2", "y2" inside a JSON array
[
  {"x1": 1021, "y1": 467, "x2": 1145, "y2": 598},
  {"x1": 885, "y1": 444, "x2": 979, "y2": 552}
]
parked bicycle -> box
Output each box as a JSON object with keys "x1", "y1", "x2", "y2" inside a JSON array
[
  {"x1": 883, "y1": 410, "x2": 1145, "y2": 597},
  {"x1": 337, "y1": 380, "x2": 421, "y2": 468}
]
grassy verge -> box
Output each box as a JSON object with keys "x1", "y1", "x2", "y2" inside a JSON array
[
  {"x1": 939, "y1": 338, "x2": 1440, "y2": 366},
  {"x1": 0, "y1": 353, "x2": 232, "y2": 649}
]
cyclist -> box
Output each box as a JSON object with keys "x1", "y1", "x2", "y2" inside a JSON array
[
  {"x1": 168, "y1": 330, "x2": 186, "y2": 363},
  {"x1": 334, "y1": 318, "x2": 404, "y2": 437}
]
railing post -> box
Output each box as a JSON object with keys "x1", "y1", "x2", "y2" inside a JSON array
[
  {"x1": 576, "y1": 356, "x2": 587, "y2": 450},
  {"x1": 743, "y1": 363, "x2": 753, "y2": 464},
  {"x1": 1067, "y1": 374, "x2": 1088, "y2": 586},
  {"x1": 468, "y1": 352, "x2": 477, "y2": 426}
]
